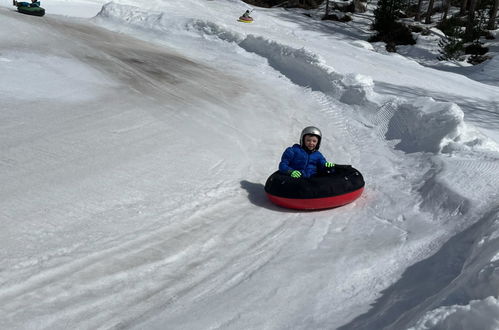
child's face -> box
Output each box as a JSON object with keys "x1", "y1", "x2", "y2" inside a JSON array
[{"x1": 303, "y1": 135, "x2": 319, "y2": 151}]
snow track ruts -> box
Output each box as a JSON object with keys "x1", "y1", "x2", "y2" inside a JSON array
[{"x1": 0, "y1": 189, "x2": 295, "y2": 329}]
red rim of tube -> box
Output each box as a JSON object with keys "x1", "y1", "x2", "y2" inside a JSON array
[{"x1": 266, "y1": 187, "x2": 364, "y2": 210}]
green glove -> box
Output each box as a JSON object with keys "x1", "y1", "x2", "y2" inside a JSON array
[
  {"x1": 324, "y1": 162, "x2": 335, "y2": 168},
  {"x1": 290, "y1": 170, "x2": 302, "y2": 178}
]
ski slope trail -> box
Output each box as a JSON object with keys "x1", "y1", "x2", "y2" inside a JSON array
[{"x1": 2, "y1": 3, "x2": 499, "y2": 330}]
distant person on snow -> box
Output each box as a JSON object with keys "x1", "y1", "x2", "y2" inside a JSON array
[
  {"x1": 241, "y1": 10, "x2": 252, "y2": 19},
  {"x1": 13, "y1": 0, "x2": 40, "y2": 7},
  {"x1": 279, "y1": 126, "x2": 335, "y2": 179}
]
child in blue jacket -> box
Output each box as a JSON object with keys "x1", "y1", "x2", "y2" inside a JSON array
[{"x1": 279, "y1": 126, "x2": 334, "y2": 178}]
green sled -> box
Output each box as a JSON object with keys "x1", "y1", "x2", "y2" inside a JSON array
[{"x1": 17, "y1": 6, "x2": 45, "y2": 17}]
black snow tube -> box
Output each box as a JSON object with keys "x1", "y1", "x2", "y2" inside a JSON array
[
  {"x1": 264, "y1": 165, "x2": 365, "y2": 210},
  {"x1": 17, "y1": 6, "x2": 45, "y2": 16}
]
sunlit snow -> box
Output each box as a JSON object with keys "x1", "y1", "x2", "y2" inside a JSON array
[{"x1": 1, "y1": 0, "x2": 498, "y2": 329}]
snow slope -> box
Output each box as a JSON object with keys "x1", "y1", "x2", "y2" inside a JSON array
[{"x1": 0, "y1": 0, "x2": 498, "y2": 329}]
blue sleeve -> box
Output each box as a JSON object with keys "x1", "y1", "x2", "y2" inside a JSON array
[
  {"x1": 317, "y1": 152, "x2": 327, "y2": 169},
  {"x1": 279, "y1": 147, "x2": 295, "y2": 174}
]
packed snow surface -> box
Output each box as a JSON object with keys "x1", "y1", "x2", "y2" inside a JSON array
[{"x1": 1, "y1": 0, "x2": 499, "y2": 329}]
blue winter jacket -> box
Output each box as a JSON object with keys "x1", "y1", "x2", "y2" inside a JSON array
[{"x1": 279, "y1": 144, "x2": 328, "y2": 178}]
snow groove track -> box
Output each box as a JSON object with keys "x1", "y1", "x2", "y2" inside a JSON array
[
  {"x1": 435, "y1": 157, "x2": 499, "y2": 208},
  {"x1": 0, "y1": 8, "x2": 351, "y2": 329},
  {"x1": 0, "y1": 194, "x2": 293, "y2": 329},
  {"x1": 369, "y1": 100, "x2": 402, "y2": 139},
  {"x1": 0, "y1": 8, "x2": 295, "y2": 329}
]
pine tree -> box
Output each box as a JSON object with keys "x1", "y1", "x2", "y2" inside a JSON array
[
  {"x1": 487, "y1": 0, "x2": 498, "y2": 29},
  {"x1": 415, "y1": 0, "x2": 423, "y2": 20},
  {"x1": 438, "y1": 32, "x2": 465, "y2": 61},
  {"x1": 425, "y1": 0, "x2": 435, "y2": 23},
  {"x1": 371, "y1": 0, "x2": 415, "y2": 48},
  {"x1": 373, "y1": 0, "x2": 405, "y2": 33}
]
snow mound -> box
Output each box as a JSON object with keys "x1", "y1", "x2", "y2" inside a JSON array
[
  {"x1": 350, "y1": 40, "x2": 374, "y2": 51},
  {"x1": 98, "y1": 3, "x2": 162, "y2": 26},
  {"x1": 190, "y1": 19, "x2": 243, "y2": 43},
  {"x1": 386, "y1": 97, "x2": 480, "y2": 154},
  {"x1": 97, "y1": 2, "x2": 187, "y2": 36},
  {"x1": 410, "y1": 297, "x2": 499, "y2": 330},
  {"x1": 339, "y1": 73, "x2": 374, "y2": 105}
]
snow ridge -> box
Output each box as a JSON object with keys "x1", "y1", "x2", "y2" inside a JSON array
[
  {"x1": 96, "y1": 3, "x2": 496, "y2": 156},
  {"x1": 190, "y1": 19, "x2": 377, "y2": 106}
]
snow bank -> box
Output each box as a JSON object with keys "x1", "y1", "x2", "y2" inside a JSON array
[
  {"x1": 410, "y1": 297, "x2": 499, "y2": 330},
  {"x1": 339, "y1": 74, "x2": 374, "y2": 105},
  {"x1": 350, "y1": 40, "x2": 375, "y2": 51},
  {"x1": 383, "y1": 97, "x2": 496, "y2": 154},
  {"x1": 215, "y1": 33, "x2": 375, "y2": 105},
  {"x1": 468, "y1": 55, "x2": 499, "y2": 87},
  {"x1": 96, "y1": 3, "x2": 498, "y2": 155},
  {"x1": 385, "y1": 97, "x2": 464, "y2": 153},
  {"x1": 96, "y1": 2, "x2": 245, "y2": 42},
  {"x1": 96, "y1": 2, "x2": 375, "y2": 105},
  {"x1": 408, "y1": 211, "x2": 499, "y2": 330},
  {"x1": 239, "y1": 35, "x2": 345, "y2": 95},
  {"x1": 97, "y1": 3, "x2": 175, "y2": 33}
]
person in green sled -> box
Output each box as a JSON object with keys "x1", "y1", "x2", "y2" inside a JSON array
[
  {"x1": 279, "y1": 126, "x2": 335, "y2": 179},
  {"x1": 13, "y1": 0, "x2": 40, "y2": 7}
]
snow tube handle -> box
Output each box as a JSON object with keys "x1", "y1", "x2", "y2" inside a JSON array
[{"x1": 333, "y1": 164, "x2": 352, "y2": 169}]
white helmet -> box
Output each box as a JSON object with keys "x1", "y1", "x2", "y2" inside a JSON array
[{"x1": 300, "y1": 126, "x2": 322, "y2": 150}]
